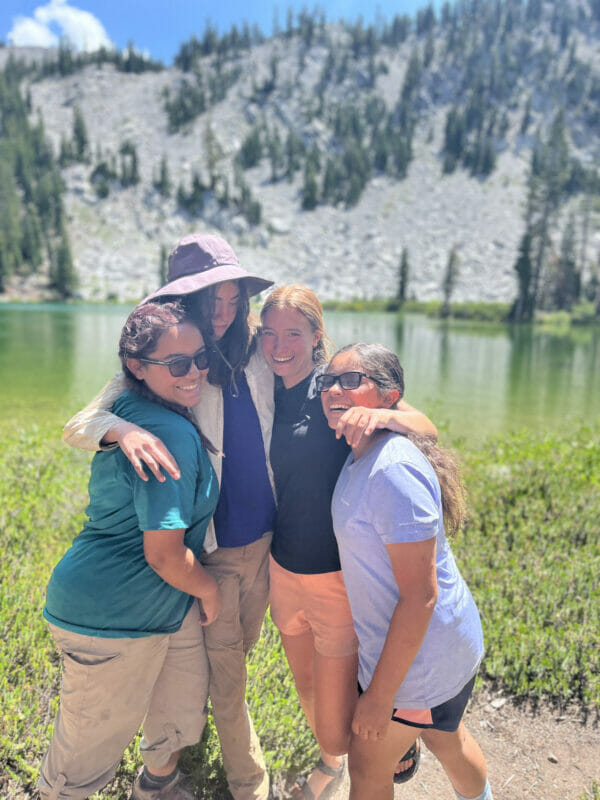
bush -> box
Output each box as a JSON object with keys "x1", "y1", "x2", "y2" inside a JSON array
[{"x1": 2, "y1": 421, "x2": 598, "y2": 797}]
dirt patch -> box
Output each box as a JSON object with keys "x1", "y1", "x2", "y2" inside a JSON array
[{"x1": 324, "y1": 688, "x2": 599, "y2": 800}]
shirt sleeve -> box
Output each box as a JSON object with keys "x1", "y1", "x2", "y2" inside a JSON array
[
  {"x1": 130, "y1": 424, "x2": 200, "y2": 532},
  {"x1": 63, "y1": 373, "x2": 127, "y2": 452},
  {"x1": 368, "y1": 461, "x2": 440, "y2": 545}
]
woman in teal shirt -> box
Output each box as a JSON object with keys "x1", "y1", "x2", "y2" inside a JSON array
[{"x1": 39, "y1": 301, "x2": 219, "y2": 800}]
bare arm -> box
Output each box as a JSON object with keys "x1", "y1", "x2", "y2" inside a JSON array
[
  {"x1": 144, "y1": 529, "x2": 221, "y2": 624},
  {"x1": 351, "y1": 537, "x2": 438, "y2": 741},
  {"x1": 335, "y1": 399, "x2": 438, "y2": 449},
  {"x1": 63, "y1": 373, "x2": 180, "y2": 482}
]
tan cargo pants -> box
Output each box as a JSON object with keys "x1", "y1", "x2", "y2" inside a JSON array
[
  {"x1": 201, "y1": 532, "x2": 272, "y2": 800},
  {"x1": 38, "y1": 601, "x2": 209, "y2": 800}
]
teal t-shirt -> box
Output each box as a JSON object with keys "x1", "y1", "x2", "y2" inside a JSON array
[{"x1": 44, "y1": 391, "x2": 219, "y2": 638}]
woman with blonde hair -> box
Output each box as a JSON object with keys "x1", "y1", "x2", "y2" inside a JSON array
[{"x1": 259, "y1": 286, "x2": 437, "y2": 799}]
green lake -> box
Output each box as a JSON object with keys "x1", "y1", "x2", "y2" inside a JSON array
[{"x1": 1, "y1": 303, "x2": 599, "y2": 443}]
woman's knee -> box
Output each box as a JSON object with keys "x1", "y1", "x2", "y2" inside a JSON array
[{"x1": 316, "y1": 724, "x2": 350, "y2": 756}]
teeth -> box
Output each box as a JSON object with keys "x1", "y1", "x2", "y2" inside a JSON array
[{"x1": 273, "y1": 355, "x2": 293, "y2": 363}]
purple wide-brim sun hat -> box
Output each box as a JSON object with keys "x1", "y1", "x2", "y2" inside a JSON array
[{"x1": 141, "y1": 233, "x2": 273, "y2": 304}]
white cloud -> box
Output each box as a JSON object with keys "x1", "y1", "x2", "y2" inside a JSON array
[{"x1": 8, "y1": 0, "x2": 113, "y2": 52}]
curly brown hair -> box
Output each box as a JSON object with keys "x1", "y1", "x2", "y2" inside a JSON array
[{"x1": 119, "y1": 300, "x2": 217, "y2": 454}]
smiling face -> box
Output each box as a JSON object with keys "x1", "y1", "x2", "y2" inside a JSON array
[
  {"x1": 211, "y1": 280, "x2": 240, "y2": 341},
  {"x1": 127, "y1": 322, "x2": 207, "y2": 408},
  {"x1": 320, "y1": 350, "x2": 393, "y2": 428},
  {"x1": 260, "y1": 306, "x2": 321, "y2": 388}
]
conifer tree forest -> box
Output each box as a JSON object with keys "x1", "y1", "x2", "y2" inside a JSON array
[{"x1": 1, "y1": 0, "x2": 599, "y2": 313}]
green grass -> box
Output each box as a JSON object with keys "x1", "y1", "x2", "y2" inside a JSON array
[
  {"x1": 1, "y1": 421, "x2": 598, "y2": 797},
  {"x1": 579, "y1": 781, "x2": 600, "y2": 800},
  {"x1": 458, "y1": 427, "x2": 600, "y2": 714}
]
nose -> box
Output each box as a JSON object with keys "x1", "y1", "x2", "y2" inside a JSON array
[{"x1": 328, "y1": 379, "x2": 344, "y2": 396}]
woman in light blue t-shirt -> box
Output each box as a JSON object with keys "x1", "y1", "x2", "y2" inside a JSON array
[
  {"x1": 320, "y1": 343, "x2": 494, "y2": 800},
  {"x1": 39, "y1": 301, "x2": 220, "y2": 800}
]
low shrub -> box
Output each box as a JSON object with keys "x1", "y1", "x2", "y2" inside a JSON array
[{"x1": 1, "y1": 421, "x2": 598, "y2": 797}]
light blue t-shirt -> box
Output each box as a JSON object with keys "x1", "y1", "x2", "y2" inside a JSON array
[
  {"x1": 331, "y1": 432, "x2": 484, "y2": 709},
  {"x1": 44, "y1": 391, "x2": 219, "y2": 638}
]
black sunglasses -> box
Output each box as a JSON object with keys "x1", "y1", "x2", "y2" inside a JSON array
[
  {"x1": 139, "y1": 348, "x2": 210, "y2": 377},
  {"x1": 315, "y1": 371, "x2": 380, "y2": 393}
]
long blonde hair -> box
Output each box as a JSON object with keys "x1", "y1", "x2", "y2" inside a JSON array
[{"x1": 260, "y1": 285, "x2": 334, "y2": 364}]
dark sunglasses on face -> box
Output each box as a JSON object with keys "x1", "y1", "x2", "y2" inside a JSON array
[
  {"x1": 315, "y1": 371, "x2": 380, "y2": 393},
  {"x1": 139, "y1": 348, "x2": 210, "y2": 377}
]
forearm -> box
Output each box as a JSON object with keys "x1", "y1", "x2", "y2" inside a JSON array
[
  {"x1": 367, "y1": 596, "x2": 435, "y2": 705},
  {"x1": 388, "y1": 400, "x2": 438, "y2": 438},
  {"x1": 63, "y1": 374, "x2": 126, "y2": 451},
  {"x1": 146, "y1": 543, "x2": 217, "y2": 600}
]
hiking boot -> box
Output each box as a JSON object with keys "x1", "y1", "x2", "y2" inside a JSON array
[{"x1": 131, "y1": 768, "x2": 198, "y2": 800}]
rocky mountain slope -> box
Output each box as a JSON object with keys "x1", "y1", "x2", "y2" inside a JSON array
[{"x1": 3, "y1": 1, "x2": 600, "y2": 304}]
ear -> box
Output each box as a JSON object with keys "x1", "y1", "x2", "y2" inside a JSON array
[
  {"x1": 382, "y1": 388, "x2": 400, "y2": 408},
  {"x1": 312, "y1": 330, "x2": 322, "y2": 349},
  {"x1": 126, "y1": 358, "x2": 146, "y2": 381}
]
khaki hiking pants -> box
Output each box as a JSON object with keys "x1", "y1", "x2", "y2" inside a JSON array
[
  {"x1": 38, "y1": 601, "x2": 209, "y2": 800},
  {"x1": 201, "y1": 532, "x2": 272, "y2": 800}
]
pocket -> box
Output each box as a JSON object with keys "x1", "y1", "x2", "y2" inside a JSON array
[{"x1": 62, "y1": 649, "x2": 121, "y2": 667}]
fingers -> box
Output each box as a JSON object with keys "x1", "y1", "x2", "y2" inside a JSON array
[
  {"x1": 128, "y1": 453, "x2": 149, "y2": 482},
  {"x1": 121, "y1": 434, "x2": 181, "y2": 483},
  {"x1": 198, "y1": 598, "x2": 221, "y2": 626},
  {"x1": 337, "y1": 408, "x2": 383, "y2": 447}
]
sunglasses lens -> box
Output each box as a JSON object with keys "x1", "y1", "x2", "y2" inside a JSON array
[
  {"x1": 168, "y1": 358, "x2": 192, "y2": 377},
  {"x1": 340, "y1": 372, "x2": 362, "y2": 389},
  {"x1": 316, "y1": 375, "x2": 333, "y2": 392},
  {"x1": 194, "y1": 351, "x2": 209, "y2": 371}
]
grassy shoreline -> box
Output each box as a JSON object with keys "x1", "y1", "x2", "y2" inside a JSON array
[
  {"x1": 3, "y1": 296, "x2": 600, "y2": 328},
  {"x1": 1, "y1": 422, "x2": 598, "y2": 798}
]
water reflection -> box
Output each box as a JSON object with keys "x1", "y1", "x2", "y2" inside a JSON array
[{"x1": 1, "y1": 305, "x2": 598, "y2": 443}]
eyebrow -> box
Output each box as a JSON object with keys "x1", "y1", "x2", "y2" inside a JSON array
[
  {"x1": 155, "y1": 346, "x2": 205, "y2": 359},
  {"x1": 262, "y1": 325, "x2": 303, "y2": 332}
]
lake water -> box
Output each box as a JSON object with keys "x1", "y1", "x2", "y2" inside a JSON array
[{"x1": 1, "y1": 303, "x2": 598, "y2": 443}]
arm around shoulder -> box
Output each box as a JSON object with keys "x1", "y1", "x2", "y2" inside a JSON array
[{"x1": 63, "y1": 373, "x2": 127, "y2": 451}]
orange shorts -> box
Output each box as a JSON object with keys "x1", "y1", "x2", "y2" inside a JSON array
[{"x1": 269, "y1": 556, "x2": 358, "y2": 658}]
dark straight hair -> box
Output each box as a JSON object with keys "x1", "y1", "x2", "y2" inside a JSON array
[
  {"x1": 183, "y1": 282, "x2": 256, "y2": 389},
  {"x1": 328, "y1": 342, "x2": 466, "y2": 535}
]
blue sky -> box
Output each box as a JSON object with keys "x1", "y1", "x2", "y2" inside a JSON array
[{"x1": 1, "y1": 0, "x2": 443, "y2": 66}]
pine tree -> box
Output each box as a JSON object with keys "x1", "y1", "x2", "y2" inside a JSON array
[
  {"x1": 552, "y1": 214, "x2": 580, "y2": 310},
  {"x1": 21, "y1": 203, "x2": 43, "y2": 271},
  {"x1": 397, "y1": 247, "x2": 410, "y2": 305},
  {"x1": 72, "y1": 106, "x2": 89, "y2": 162},
  {"x1": 511, "y1": 230, "x2": 534, "y2": 321},
  {"x1": 50, "y1": 226, "x2": 77, "y2": 298},
  {"x1": 301, "y1": 162, "x2": 319, "y2": 210},
  {"x1": 153, "y1": 156, "x2": 171, "y2": 197},
  {"x1": 441, "y1": 247, "x2": 459, "y2": 316}
]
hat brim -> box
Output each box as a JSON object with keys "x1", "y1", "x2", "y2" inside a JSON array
[{"x1": 141, "y1": 264, "x2": 273, "y2": 305}]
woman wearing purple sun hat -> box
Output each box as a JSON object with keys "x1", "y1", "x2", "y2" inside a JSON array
[{"x1": 63, "y1": 233, "x2": 275, "y2": 800}]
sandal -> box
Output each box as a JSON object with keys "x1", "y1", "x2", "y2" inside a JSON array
[
  {"x1": 393, "y1": 739, "x2": 420, "y2": 785},
  {"x1": 291, "y1": 757, "x2": 345, "y2": 800}
]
